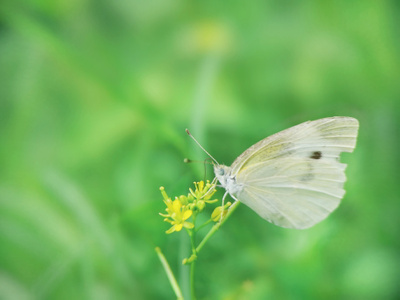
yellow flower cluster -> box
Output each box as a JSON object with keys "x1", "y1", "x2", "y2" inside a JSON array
[{"x1": 159, "y1": 181, "x2": 218, "y2": 234}]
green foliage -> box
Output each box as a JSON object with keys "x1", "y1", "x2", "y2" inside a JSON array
[{"x1": 1, "y1": 0, "x2": 400, "y2": 299}]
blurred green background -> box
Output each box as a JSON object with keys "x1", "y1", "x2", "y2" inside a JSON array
[{"x1": 1, "y1": 1, "x2": 400, "y2": 299}]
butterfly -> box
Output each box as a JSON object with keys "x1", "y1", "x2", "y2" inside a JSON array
[{"x1": 187, "y1": 116, "x2": 359, "y2": 229}]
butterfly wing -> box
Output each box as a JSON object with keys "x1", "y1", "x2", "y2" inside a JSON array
[{"x1": 231, "y1": 117, "x2": 359, "y2": 229}]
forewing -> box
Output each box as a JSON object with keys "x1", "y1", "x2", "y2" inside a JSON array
[
  {"x1": 232, "y1": 117, "x2": 359, "y2": 229},
  {"x1": 231, "y1": 117, "x2": 358, "y2": 174}
]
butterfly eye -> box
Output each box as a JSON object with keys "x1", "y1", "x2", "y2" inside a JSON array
[{"x1": 216, "y1": 168, "x2": 225, "y2": 176}]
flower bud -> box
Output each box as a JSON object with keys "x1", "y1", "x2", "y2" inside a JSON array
[
  {"x1": 211, "y1": 206, "x2": 225, "y2": 222},
  {"x1": 196, "y1": 200, "x2": 205, "y2": 211},
  {"x1": 179, "y1": 195, "x2": 188, "y2": 205}
]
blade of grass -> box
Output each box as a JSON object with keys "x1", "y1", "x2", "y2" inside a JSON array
[{"x1": 155, "y1": 247, "x2": 184, "y2": 300}]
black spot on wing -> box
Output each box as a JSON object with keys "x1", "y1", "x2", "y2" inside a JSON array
[{"x1": 310, "y1": 151, "x2": 322, "y2": 159}]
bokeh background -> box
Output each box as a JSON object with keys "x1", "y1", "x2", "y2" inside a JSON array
[{"x1": 1, "y1": 1, "x2": 400, "y2": 299}]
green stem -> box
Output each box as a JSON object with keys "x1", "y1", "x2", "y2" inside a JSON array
[
  {"x1": 188, "y1": 228, "x2": 197, "y2": 300},
  {"x1": 196, "y1": 201, "x2": 240, "y2": 253},
  {"x1": 190, "y1": 259, "x2": 196, "y2": 300},
  {"x1": 155, "y1": 247, "x2": 184, "y2": 300},
  {"x1": 189, "y1": 229, "x2": 196, "y2": 251},
  {"x1": 184, "y1": 200, "x2": 240, "y2": 299},
  {"x1": 195, "y1": 218, "x2": 213, "y2": 232}
]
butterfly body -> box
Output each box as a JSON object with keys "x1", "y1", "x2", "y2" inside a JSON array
[
  {"x1": 214, "y1": 165, "x2": 243, "y2": 195},
  {"x1": 212, "y1": 116, "x2": 359, "y2": 229}
]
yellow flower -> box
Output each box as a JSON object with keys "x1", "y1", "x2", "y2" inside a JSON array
[
  {"x1": 159, "y1": 181, "x2": 219, "y2": 233},
  {"x1": 159, "y1": 187, "x2": 194, "y2": 234},
  {"x1": 189, "y1": 181, "x2": 218, "y2": 204}
]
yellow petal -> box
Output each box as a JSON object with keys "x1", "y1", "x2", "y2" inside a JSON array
[
  {"x1": 165, "y1": 226, "x2": 176, "y2": 234},
  {"x1": 174, "y1": 224, "x2": 183, "y2": 231},
  {"x1": 182, "y1": 210, "x2": 192, "y2": 220},
  {"x1": 172, "y1": 199, "x2": 182, "y2": 212}
]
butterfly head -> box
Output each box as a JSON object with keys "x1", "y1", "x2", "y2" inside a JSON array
[
  {"x1": 185, "y1": 129, "x2": 243, "y2": 194},
  {"x1": 214, "y1": 164, "x2": 243, "y2": 195},
  {"x1": 214, "y1": 164, "x2": 231, "y2": 188}
]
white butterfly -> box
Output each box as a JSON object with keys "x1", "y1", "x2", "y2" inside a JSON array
[{"x1": 188, "y1": 116, "x2": 359, "y2": 229}]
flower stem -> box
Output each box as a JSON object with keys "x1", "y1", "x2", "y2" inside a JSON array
[
  {"x1": 190, "y1": 259, "x2": 196, "y2": 300},
  {"x1": 196, "y1": 201, "x2": 240, "y2": 253},
  {"x1": 195, "y1": 218, "x2": 213, "y2": 232},
  {"x1": 188, "y1": 228, "x2": 197, "y2": 300},
  {"x1": 155, "y1": 247, "x2": 184, "y2": 300}
]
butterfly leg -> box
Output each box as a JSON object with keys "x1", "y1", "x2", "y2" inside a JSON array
[
  {"x1": 219, "y1": 191, "x2": 240, "y2": 223},
  {"x1": 219, "y1": 191, "x2": 229, "y2": 223},
  {"x1": 229, "y1": 194, "x2": 239, "y2": 204}
]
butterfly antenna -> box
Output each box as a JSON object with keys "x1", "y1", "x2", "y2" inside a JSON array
[
  {"x1": 183, "y1": 158, "x2": 213, "y2": 180},
  {"x1": 202, "y1": 158, "x2": 213, "y2": 181},
  {"x1": 185, "y1": 129, "x2": 219, "y2": 165}
]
